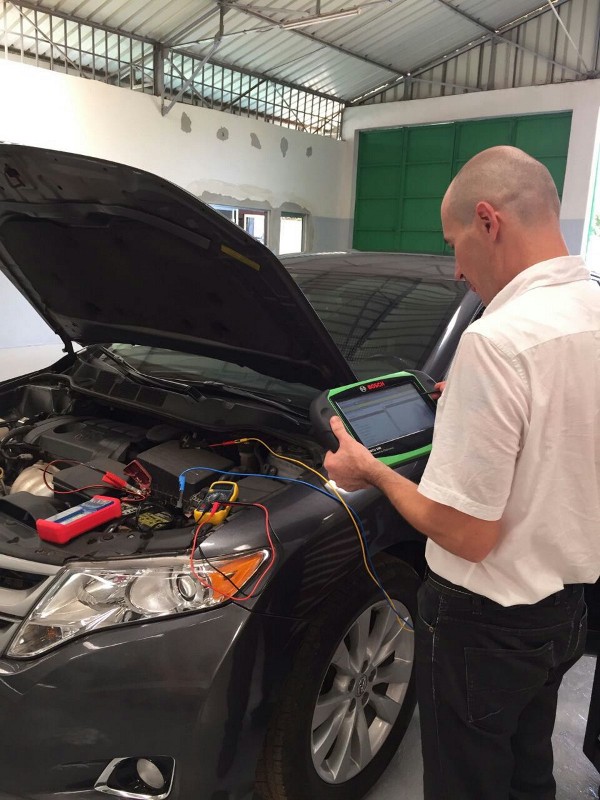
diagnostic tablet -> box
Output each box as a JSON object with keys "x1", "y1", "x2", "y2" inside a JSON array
[{"x1": 310, "y1": 371, "x2": 437, "y2": 467}]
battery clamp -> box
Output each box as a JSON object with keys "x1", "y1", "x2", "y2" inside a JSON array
[{"x1": 310, "y1": 370, "x2": 438, "y2": 468}]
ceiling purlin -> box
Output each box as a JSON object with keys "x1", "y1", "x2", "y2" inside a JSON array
[
  {"x1": 222, "y1": 0, "x2": 406, "y2": 77},
  {"x1": 10, "y1": 0, "x2": 345, "y2": 103},
  {"x1": 13, "y1": 0, "x2": 586, "y2": 108},
  {"x1": 162, "y1": 4, "x2": 222, "y2": 46},
  {"x1": 350, "y1": 0, "x2": 580, "y2": 104},
  {"x1": 432, "y1": 0, "x2": 586, "y2": 78},
  {"x1": 15, "y1": 0, "x2": 155, "y2": 42}
]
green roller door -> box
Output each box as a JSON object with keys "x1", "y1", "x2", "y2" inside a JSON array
[{"x1": 353, "y1": 112, "x2": 572, "y2": 254}]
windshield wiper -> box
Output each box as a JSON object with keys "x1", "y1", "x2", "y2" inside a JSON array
[
  {"x1": 86, "y1": 346, "x2": 206, "y2": 400},
  {"x1": 83, "y1": 347, "x2": 305, "y2": 421},
  {"x1": 185, "y1": 379, "x2": 307, "y2": 418}
]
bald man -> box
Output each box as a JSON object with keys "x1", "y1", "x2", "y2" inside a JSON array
[{"x1": 325, "y1": 146, "x2": 600, "y2": 799}]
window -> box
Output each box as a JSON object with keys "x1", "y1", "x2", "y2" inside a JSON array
[
  {"x1": 211, "y1": 205, "x2": 267, "y2": 245},
  {"x1": 280, "y1": 213, "x2": 305, "y2": 254}
]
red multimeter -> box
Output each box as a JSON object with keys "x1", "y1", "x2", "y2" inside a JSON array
[{"x1": 36, "y1": 496, "x2": 122, "y2": 544}]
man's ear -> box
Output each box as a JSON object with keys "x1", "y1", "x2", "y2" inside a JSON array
[{"x1": 475, "y1": 201, "x2": 499, "y2": 241}]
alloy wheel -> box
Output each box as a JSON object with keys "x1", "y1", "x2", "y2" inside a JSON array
[{"x1": 310, "y1": 599, "x2": 414, "y2": 784}]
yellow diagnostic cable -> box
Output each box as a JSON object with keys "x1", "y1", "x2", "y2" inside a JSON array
[{"x1": 234, "y1": 437, "x2": 411, "y2": 632}]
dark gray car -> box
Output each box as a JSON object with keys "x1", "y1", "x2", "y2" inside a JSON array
[{"x1": 0, "y1": 146, "x2": 597, "y2": 800}]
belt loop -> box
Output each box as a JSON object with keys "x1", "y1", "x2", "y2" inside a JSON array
[{"x1": 472, "y1": 595, "x2": 483, "y2": 615}]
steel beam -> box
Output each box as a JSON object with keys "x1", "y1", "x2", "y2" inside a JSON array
[
  {"x1": 432, "y1": 0, "x2": 584, "y2": 77},
  {"x1": 163, "y1": 52, "x2": 210, "y2": 107},
  {"x1": 176, "y1": 46, "x2": 341, "y2": 103},
  {"x1": 223, "y1": 1, "x2": 404, "y2": 77},
  {"x1": 350, "y1": 69, "x2": 479, "y2": 105},
  {"x1": 162, "y1": 42, "x2": 221, "y2": 115},
  {"x1": 351, "y1": 0, "x2": 575, "y2": 104},
  {"x1": 153, "y1": 43, "x2": 164, "y2": 96},
  {"x1": 9, "y1": 0, "x2": 343, "y2": 104},
  {"x1": 162, "y1": 6, "x2": 222, "y2": 46}
]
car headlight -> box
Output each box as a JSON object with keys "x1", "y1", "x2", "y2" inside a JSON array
[{"x1": 7, "y1": 551, "x2": 268, "y2": 659}]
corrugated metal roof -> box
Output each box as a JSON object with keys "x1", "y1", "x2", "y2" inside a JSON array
[{"x1": 5, "y1": 0, "x2": 579, "y2": 102}]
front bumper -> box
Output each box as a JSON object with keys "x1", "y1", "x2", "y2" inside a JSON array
[{"x1": 0, "y1": 602, "x2": 306, "y2": 800}]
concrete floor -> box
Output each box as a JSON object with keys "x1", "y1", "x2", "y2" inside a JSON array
[{"x1": 367, "y1": 655, "x2": 600, "y2": 800}]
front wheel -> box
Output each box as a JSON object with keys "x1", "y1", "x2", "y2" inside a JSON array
[{"x1": 255, "y1": 556, "x2": 419, "y2": 800}]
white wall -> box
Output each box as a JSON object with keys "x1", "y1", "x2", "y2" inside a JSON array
[
  {"x1": 0, "y1": 59, "x2": 353, "y2": 349},
  {"x1": 343, "y1": 79, "x2": 600, "y2": 255}
]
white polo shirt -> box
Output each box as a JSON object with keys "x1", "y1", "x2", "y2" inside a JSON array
[{"x1": 418, "y1": 255, "x2": 600, "y2": 606}]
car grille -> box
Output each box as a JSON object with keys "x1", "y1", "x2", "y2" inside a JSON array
[
  {"x1": 0, "y1": 616, "x2": 18, "y2": 655},
  {"x1": 0, "y1": 568, "x2": 46, "y2": 591},
  {"x1": 0, "y1": 556, "x2": 58, "y2": 656}
]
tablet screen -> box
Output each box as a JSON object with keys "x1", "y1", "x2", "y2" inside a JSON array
[{"x1": 336, "y1": 383, "x2": 435, "y2": 449}]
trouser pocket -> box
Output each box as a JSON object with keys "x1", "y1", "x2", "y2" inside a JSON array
[{"x1": 465, "y1": 640, "x2": 554, "y2": 733}]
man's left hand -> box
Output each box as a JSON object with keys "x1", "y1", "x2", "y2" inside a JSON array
[{"x1": 323, "y1": 416, "x2": 383, "y2": 491}]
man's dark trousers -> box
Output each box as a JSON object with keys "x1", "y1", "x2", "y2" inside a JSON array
[{"x1": 416, "y1": 572, "x2": 587, "y2": 800}]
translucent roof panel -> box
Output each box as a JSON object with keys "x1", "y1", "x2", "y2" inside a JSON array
[{"x1": 16, "y1": 0, "x2": 559, "y2": 100}]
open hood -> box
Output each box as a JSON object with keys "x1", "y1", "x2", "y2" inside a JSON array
[{"x1": 0, "y1": 145, "x2": 355, "y2": 390}]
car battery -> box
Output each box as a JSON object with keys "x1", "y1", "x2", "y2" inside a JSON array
[
  {"x1": 52, "y1": 458, "x2": 128, "y2": 502},
  {"x1": 136, "y1": 442, "x2": 233, "y2": 502}
]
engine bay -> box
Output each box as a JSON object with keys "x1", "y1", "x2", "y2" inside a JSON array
[{"x1": 0, "y1": 376, "x2": 320, "y2": 565}]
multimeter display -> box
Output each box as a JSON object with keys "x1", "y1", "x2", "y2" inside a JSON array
[{"x1": 336, "y1": 383, "x2": 436, "y2": 448}]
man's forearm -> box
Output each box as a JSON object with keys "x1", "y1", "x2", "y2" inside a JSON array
[{"x1": 367, "y1": 461, "x2": 500, "y2": 562}]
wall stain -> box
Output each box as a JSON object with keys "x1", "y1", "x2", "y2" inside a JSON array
[
  {"x1": 306, "y1": 146, "x2": 313, "y2": 157},
  {"x1": 280, "y1": 137, "x2": 289, "y2": 158},
  {"x1": 181, "y1": 112, "x2": 192, "y2": 133},
  {"x1": 250, "y1": 133, "x2": 262, "y2": 149},
  {"x1": 217, "y1": 127, "x2": 229, "y2": 141}
]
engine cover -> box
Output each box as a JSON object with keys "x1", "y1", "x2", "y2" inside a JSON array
[{"x1": 24, "y1": 417, "x2": 148, "y2": 463}]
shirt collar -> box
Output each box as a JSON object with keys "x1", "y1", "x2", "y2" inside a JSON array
[{"x1": 483, "y1": 255, "x2": 591, "y2": 316}]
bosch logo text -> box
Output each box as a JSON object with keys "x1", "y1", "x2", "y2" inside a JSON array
[{"x1": 366, "y1": 381, "x2": 385, "y2": 391}]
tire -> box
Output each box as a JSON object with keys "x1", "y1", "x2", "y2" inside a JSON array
[{"x1": 255, "y1": 555, "x2": 419, "y2": 800}]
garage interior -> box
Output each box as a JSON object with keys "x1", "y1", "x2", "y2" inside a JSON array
[{"x1": 0, "y1": 1, "x2": 599, "y2": 799}]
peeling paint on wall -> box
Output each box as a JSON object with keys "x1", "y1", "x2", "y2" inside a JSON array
[
  {"x1": 190, "y1": 178, "x2": 313, "y2": 214},
  {"x1": 250, "y1": 133, "x2": 261, "y2": 149},
  {"x1": 280, "y1": 137, "x2": 289, "y2": 158},
  {"x1": 181, "y1": 112, "x2": 192, "y2": 133},
  {"x1": 217, "y1": 127, "x2": 229, "y2": 141},
  {"x1": 306, "y1": 147, "x2": 313, "y2": 157}
]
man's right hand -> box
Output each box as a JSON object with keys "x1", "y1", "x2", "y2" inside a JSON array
[{"x1": 430, "y1": 381, "x2": 447, "y2": 400}]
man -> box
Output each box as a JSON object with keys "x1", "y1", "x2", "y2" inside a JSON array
[{"x1": 324, "y1": 145, "x2": 600, "y2": 800}]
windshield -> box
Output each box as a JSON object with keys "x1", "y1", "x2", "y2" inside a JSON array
[
  {"x1": 101, "y1": 266, "x2": 467, "y2": 400},
  {"x1": 287, "y1": 266, "x2": 468, "y2": 379},
  {"x1": 102, "y1": 345, "x2": 319, "y2": 405}
]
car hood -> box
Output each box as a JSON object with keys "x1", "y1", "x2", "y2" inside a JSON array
[{"x1": 0, "y1": 145, "x2": 355, "y2": 389}]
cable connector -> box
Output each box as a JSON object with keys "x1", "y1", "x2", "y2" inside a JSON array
[
  {"x1": 102, "y1": 472, "x2": 128, "y2": 490},
  {"x1": 176, "y1": 476, "x2": 186, "y2": 509},
  {"x1": 102, "y1": 471, "x2": 146, "y2": 498}
]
